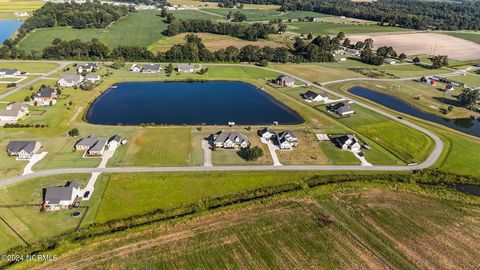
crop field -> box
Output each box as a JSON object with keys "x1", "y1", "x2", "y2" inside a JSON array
[
  {"x1": 348, "y1": 33, "x2": 480, "y2": 61},
  {"x1": 287, "y1": 22, "x2": 406, "y2": 35},
  {"x1": 203, "y1": 9, "x2": 328, "y2": 22},
  {"x1": 148, "y1": 32, "x2": 285, "y2": 53},
  {"x1": 0, "y1": 0, "x2": 43, "y2": 19},
  {"x1": 16, "y1": 10, "x2": 211, "y2": 51},
  {"x1": 38, "y1": 183, "x2": 480, "y2": 269}
]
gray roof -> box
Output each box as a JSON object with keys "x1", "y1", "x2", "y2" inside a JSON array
[
  {"x1": 0, "y1": 102, "x2": 27, "y2": 117},
  {"x1": 259, "y1": 127, "x2": 272, "y2": 135},
  {"x1": 334, "y1": 135, "x2": 358, "y2": 146},
  {"x1": 330, "y1": 102, "x2": 353, "y2": 114},
  {"x1": 6, "y1": 141, "x2": 38, "y2": 154},
  {"x1": 36, "y1": 86, "x2": 56, "y2": 98},
  {"x1": 278, "y1": 76, "x2": 295, "y2": 84},
  {"x1": 88, "y1": 138, "x2": 107, "y2": 152},
  {"x1": 277, "y1": 131, "x2": 297, "y2": 144},
  {"x1": 178, "y1": 64, "x2": 194, "y2": 70},
  {"x1": 79, "y1": 63, "x2": 98, "y2": 70},
  {"x1": 61, "y1": 74, "x2": 83, "y2": 83},
  {"x1": 75, "y1": 135, "x2": 98, "y2": 148},
  {"x1": 303, "y1": 90, "x2": 319, "y2": 99},
  {"x1": 85, "y1": 74, "x2": 100, "y2": 79},
  {"x1": 0, "y1": 68, "x2": 19, "y2": 75},
  {"x1": 213, "y1": 131, "x2": 249, "y2": 145},
  {"x1": 44, "y1": 181, "x2": 80, "y2": 204},
  {"x1": 141, "y1": 64, "x2": 161, "y2": 72},
  {"x1": 108, "y1": 135, "x2": 122, "y2": 143}
]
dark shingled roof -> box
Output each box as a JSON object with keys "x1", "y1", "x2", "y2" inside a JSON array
[{"x1": 6, "y1": 141, "x2": 37, "y2": 154}]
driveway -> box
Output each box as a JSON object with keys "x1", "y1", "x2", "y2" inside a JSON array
[
  {"x1": 201, "y1": 140, "x2": 212, "y2": 167},
  {"x1": 352, "y1": 150, "x2": 372, "y2": 167},
  {"x1": 261, "y1": 138, "x2": 282, "y2": 166},
  {"x1": 81, "y1": 146, "x2": 117, "y2": 200},
  {"x1": 22, "y1": 152, "x2": 48, "y2": 175}
]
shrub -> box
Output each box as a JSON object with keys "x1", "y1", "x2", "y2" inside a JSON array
[{"x1": 243, "y1": 146, "x2": 264, "y2": 161}]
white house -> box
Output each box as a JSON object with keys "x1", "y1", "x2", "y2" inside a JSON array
[
  {"x1": 178, "y1": 64, "x2": 195, "y2": 73},
  {"x1": 0, "y1": 68, "x2": 20, "y2": 78},
  {"x1": 130, "y1": 64, "x2": 142, "y2": 72},
  {"x1": 108, "y1": 135, "x2": 126, "y2": 149},
  {"x1": 85, "y1": 74, "x2": 101, "y2": 83},
  {"x1": 43, "y1": 181, "x2": 82, "y2": 211},
  {"x1": 276, "y1": 131, "x2": 298, "y2": 150},
  {"x1": 6, "y1": 141, "x2": 42, "y2": 159},
  {"x1": 333, "y1": 135, "x2": 361, "y2": 152},
  {"x1": 212, "y1": 131, "x2": 250, "y2": 149},
  {"x1": 34, "y1": 86, "x2": 58, "y2": 106},
  {"x1": 384, "y1": 58, "x2": 396, "y2": 65},
  {"x1": 276, "y1": 76, "x2": 295, "y2": 87},
  {"x1": 77, "y1": 63, "x2": 99, "y2": 73},
  {"x1": 328, "y1": 102, "x2": 355, "y2": 116},
  {"x1": 258, "y1": 127, "x2": 275, "y2": 139},
  {"x1": 303, "y1": 90, "x2": 329, "y2": 102},
  {"x1": 337, "y1": 57, "x2": 347, "y2": 62},
  {"x1": 14, "y1": 11, "x2": 29, "y2": 17},
  {"x1": 0, "y1": 102, "x2": 29, "y2": 123},
  {"x1": 57, "y1": 74, "x2": 84, "y2": 87}
]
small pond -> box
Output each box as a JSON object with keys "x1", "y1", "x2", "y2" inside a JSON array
[
  {"x1": 349, "y1": 86, "x2": 480, "y2": 137},
  {"x1": 455, "y1": 184, "x2": 480, "y2": 196},
  {"x1": 0, "y1": 20, "x2": 22, "y2": 43},
  {"x1": 86, "y1": 81, "x2": 303, "y2": 125}
]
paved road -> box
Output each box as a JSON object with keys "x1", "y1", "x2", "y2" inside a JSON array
[
  {"x1": 0, "y1": 62, "x2": 67, "y2": 100},
  {"x1": 0, "y1": 62, "x2": 445, "y2": 188}
]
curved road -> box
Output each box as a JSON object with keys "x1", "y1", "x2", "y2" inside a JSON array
[{"x1": 0, "y1": 62, "x2": 444, "y2": 188}]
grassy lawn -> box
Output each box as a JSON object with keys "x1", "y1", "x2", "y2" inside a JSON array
[
  {"x1": 35, "y1": 182, "x2": 480, "y2": 269},
  {"x1": 276, "y1": 130, "x2": 333, "y2": 165},
  {"x1": 436, "y1": 129, "x2": 480, "y2": 177},
  {"x1": 203, "y1": 9, "x2": 328, "y2": 22},
  {"x1": 0, "y1": 61, "x2": 59, "y2": 73},
  {"x1": 446, "y1": 31, "x2": 480, "y2": 44},
  {"x1": 95, "y1": 171, "x2": 317, "y2": 222},
  {"x1": 287, "y1": 22, "x2": 407, "y2": 35}
]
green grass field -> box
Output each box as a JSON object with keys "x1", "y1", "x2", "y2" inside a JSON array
[
  {"x1": 287, "y1": 21, "x2": 407, "y2": 35},
  {"x1": 446, "y1": 31, "x2": 480, "y2": 44},
  {"x1": 203, "y1": 9, "x2": 329, "y2": 22},
  {"x1": 0, "y1": 1, "x2": 43, "y2": 19},
  {"x1": 27, "y1": 182, "x2": 480, "y2": 269}
]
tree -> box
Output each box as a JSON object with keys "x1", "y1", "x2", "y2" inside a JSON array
[
  {"x1": 165, "y1": 63, "x2": 173, "y2": 76},
  {"x1": 68, "y1": 128, "x2": 79, "y2": 137},
  {"x1": 243, "y1": 146, "x2": 264, "y2": 161},
  {"x1": 307, "y1": 32, "x2": 313, "y2": 40},
  {"x1": 231, "y1": 11, "x2": 247, "y2": 22},
  {"x1": 80, "y1": 81, "x2": 95, "y2": 91},
  {"x1": 430, "y1": 55, "x2": 449, "y2": 69},
  {"x1": 457, "y1": 88, "x2": 480, "y2": 110},
  {"x1": 413, "y1": 56, "x2": 420, "y2": 64},
  {"x1": 258, "y1": 59, "x2": 269, "y2": 67},
  {"x1": 160, "y1": 8, "x2": 167, "y2": 18},
  {"x1": 398, "y1": 53, "x2": 407, "y2": 61},
  {"x1": 165, "y1": 13, "x2": 175, "y2": 23},
  {"x1": 111, "y1": 57, "x2": 125, "y2": 69}
]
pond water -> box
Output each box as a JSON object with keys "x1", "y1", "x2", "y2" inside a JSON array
[
  {"x1": 455, "y1": 184, "x2": 480, "y2": 196},
  {"x1": 86, "y1": 81, "x2": 303, "y2": 125},
  {"x1": 0, "y1": 20, "x2": 22, "y2": 43},
  {"x1": 349, "y1": 86, "x2": 480, "y2": 137}
]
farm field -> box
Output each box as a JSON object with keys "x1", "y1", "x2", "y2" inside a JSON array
[
  {"x1": 446, "y1": 31, "x2": 480, "y2": 44},
  {"x1": 148, "y1": 32, "x2": 285, "y2": 53},
  {"x1": 16, "y1": 10, "x2": 214, "y2": 51},
  {"x1": 348, "y1": 33, "x2": 480, "y2": 61},
  {"x1": 287, "y1": 21, "x2": 407, "y2": 35},
  {"x1": 0, "y1": 0, "x2": 43, "y2": 19},
  {"x1": 31, "y1": 182, "x2": 480, "y2": 269},
  {"x1": 202, "y1": 9, "x2": 328, "y2": 22}
]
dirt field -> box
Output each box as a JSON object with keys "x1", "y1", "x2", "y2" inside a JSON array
[
  {"x1": 348, "y1": 33, "x2": 480, "y2": 60},
  {"x1": 32, "y1": 186, "x2": 480, "y2": 270}
]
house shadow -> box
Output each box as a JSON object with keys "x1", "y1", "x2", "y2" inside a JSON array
[{"x1": 236, "y1": 148, "x2": 249, "y2": 161}]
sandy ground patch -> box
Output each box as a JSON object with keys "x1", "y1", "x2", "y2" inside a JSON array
[{"x1": 348, "y1": 32, "x2": 480, "y2": 61}]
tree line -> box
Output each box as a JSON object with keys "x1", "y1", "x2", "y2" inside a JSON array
[
  {"x1": 164, "y1": 19, "x2": 280, "y2": 41},
  {"x1": 204, "y1": 0, "x2": 480, "y2": 30}
]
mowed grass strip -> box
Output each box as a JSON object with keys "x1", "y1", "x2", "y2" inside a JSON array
[
  {"x1": 95, "y1": 171, "x2": 316, "y2": 222},
  {"x1": 287, "y1": 22, "x2": 407, "y2": 35},
  {"x1": 122, "y1": 128, "x2": 193, "y2": 167}
]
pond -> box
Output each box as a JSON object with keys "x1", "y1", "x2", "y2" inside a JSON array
[
  {"x1": 86, "y1": 81, "x2": 304, "y2": 125},
  {"x1": 455, "y1": 184, "x2": 480, "y2": 196},
  {"x1": 349, "y1": 86, "x2": 480, "y2": 137},
  {"x1": 0, "y1": 20, "x2": 22, "y2": 43}
]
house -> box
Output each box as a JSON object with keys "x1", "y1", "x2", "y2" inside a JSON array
[
  {"x1": 178, "y1": 64, "x2": 194, "y2": 73},
  {"x1": 212, "y1": 131, "x2": 250, "y2": 149},
  {"x1": 141, "y1": 64, "x2": 161, "y2": 73},
  {"x1": 129, "y1": 64, "x2": 142, "y2": 72},
  {"x1": 34, "y1": 86, "x2": 57, "y2": 106},
  {"x1": 328, "y1": 102, "x2": 355, "y2": 116},
  {"x1": 303, "y1": 90, "x2": 328, "y2": 102},
  {"x1": 0, "y1": 102, "x2": 29, "y2": 123},
  {"x1": 420, "y1": 76, "x2": 437, "y2": 87},
  {"x1": 108, "y1": 135, "x2": 126, "y2": 149},
  {"x1": 85, "y1": 74, "x2": 101, "y2": 83},
  {"x1": 0, "y1": 68, "x2": 20, "y2": 78},
  {"x1": 315, "y1": 134, "x2": 330, "y2": 141},
  {"x1": 258, "y1": 127, "x2": 275, "y2": 139},
  {"x1": 333, "y1": 135, "x2": 361, "y2": 152},
  {"x1": 6, "y1": 141, "x2": 42, "y2": 159},
  {"x1": 276, "y1": 131, "x2": 298, "y2": 150},
  {"x1": 87, "y1": 138, "x2": 107, "y2": 156},
  {"x1": 57, "y1": 74, "x2": 84, "y2": 87},
  {"x1": 74, "y1": 135, "x2": 107, "y2": 156},
  {"x1": 384, "y1": 58, "x2": 396, "y2": 65},
  {"x1": 75, "y1": 135, "x2": 99, "y2": 151},
  {"x1": 43, "y1": 181, "x2": 82, "y2": 211},
  {"x1": 77, "y1": 63, "x2": 99, "y2": 73},
  {"x1": 337, "y1": 57, "x2": 347, "y2": 62},
  {"x1": 14, "y1": 11, "x2": 29, "y2": 17},
  {"x1": 276, "y1": 76, "x2": 295, "y2": 87}
]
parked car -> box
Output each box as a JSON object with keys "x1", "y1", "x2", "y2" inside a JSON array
[{"x1": 83, "y1": 191, "x2": 90, "y2": 198}]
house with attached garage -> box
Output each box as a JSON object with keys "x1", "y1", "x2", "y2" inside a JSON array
[
  {"x1": 178, "y1": 64, "x2": 195, "y2": 73},
  {"x1": 77, "y1": 63, "x2": 99, "y2": 73},
  {"x1": 212, "y1": 131, "x2": 250, "y2": 149},
  {"x1": 129, "y1": 64, "x2": 142, "y2": 72},
  {"x1": 276, "y1": 131, "x2": 298, "y2": 150},
  {"x1": 0, "y1": 102, "x2": 29, "y2": 123},
  {"x1": 34, "y1": 86, "x2": 58, "y2": 106},
  {"x1": 141, "y1": 64, "x2": 161, "y2": 73},
  {"x1": 328, "y1": 102, "x2": 355, "y2": 116},
  {"x1": 258, "y1": 127, "x2": 275, "y2": 140},
  {"x1": 303, "y1": 90, "x2": 329, "y2": 102},
  {"x1": 108, "y1": 135, "x2": 126, "y2": 149},
  {"x1": 6, "y1": 141, "x2": 42, "y2": 159},
  {"x1": 333, "y1": 135, "x2": 361, "y2": 152},
  {"x1": 43, "y1": 181, "x2": 82, "y2": 211},
  {"x1": 0, "y1": 68, "x2": 20, "y2": 78},
  {"x1": 57, "y1": 74, "x2": 84, "y2": 87},
  {"x1": 276, "y1": 76, "x2": 295, "y2": 87},
  {"x1": 74, "y1": 135, "x2": 107, "y2": 156}
]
